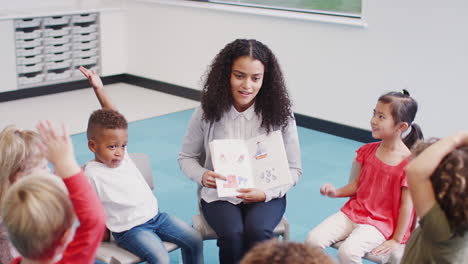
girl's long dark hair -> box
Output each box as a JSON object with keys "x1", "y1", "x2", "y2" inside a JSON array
[{"x1": 201, "y1": 39, "x2": 292, "y2": 132}]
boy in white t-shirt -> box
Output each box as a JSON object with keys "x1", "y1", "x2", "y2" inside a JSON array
[{"x1": 80, "y1": 66, "x2": 203, "y2": 264}]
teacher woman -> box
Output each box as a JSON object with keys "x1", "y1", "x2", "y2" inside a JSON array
[{"x1": 178, "y1": 39, "x2": 302, "y2": 264}]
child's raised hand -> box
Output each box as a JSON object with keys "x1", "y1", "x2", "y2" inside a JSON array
[
  {"x1": 320, "y1": 183, "x2": 337, "y2": 197},
  {"x1": 37, "y1": 121, "x2": 80, "y2": 178},
  {"x1": 80, "y1": 66, "x2": 103, "y2": 91}
]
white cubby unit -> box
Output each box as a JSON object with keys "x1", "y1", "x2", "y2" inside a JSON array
[{"x1": 14, "y1": 13, "x2": 100, "y2": 89}]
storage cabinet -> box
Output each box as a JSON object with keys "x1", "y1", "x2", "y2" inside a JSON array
[{"x1": 14, "y1": 13, "x2": 100, "y2": 89}]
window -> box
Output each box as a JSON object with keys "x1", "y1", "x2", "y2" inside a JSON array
[{"x1": 194, "y1": 0, "x2": 361, "y2": 18}]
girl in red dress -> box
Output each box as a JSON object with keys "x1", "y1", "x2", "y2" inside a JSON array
[{"x1": 305, "y1": 90, "x2": 423, "y2": 264}]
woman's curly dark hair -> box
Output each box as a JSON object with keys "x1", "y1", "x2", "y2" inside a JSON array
[
  {"x1": 412, "y1": 139, "x2": 468, "y2": 236},
  {"x1": 201, "y1": 39, "x2": 293, "y2": 133}
]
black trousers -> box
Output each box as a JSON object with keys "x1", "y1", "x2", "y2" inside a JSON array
[{"x1": 201, "y1": 196, "x2": 286, "y2": 264}]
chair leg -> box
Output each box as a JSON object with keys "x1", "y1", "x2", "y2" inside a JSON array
[{"x1": 283, "y1": 221, "x2": 290, "y2": 242}]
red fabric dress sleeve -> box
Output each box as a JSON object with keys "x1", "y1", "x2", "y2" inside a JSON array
[
  {"x1": 355, "y1": 143, "x2": 374, "y2": 166},
  {"x1": 58, "y1": 170, "x2": 106, "y2": 264}
]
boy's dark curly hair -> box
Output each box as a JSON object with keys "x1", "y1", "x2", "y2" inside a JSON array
[
  {"x1": 201, "y1": 39, "x2": 293, "y2": 132},
  {"x1": 87, "y1": 109, "x2": 128, "y2": 140},
  {"x1": 412, "y1": 139, "x2": 468, "y2": 236}
]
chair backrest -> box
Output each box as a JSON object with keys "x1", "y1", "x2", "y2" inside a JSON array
[{"x1": 129, "y1": 153, "x2": 153, "y2": 190}]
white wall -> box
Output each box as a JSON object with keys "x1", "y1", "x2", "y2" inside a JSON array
[
  {"x1": 2, "y1": 0, "x2": 466, "y2": 137},
  {"x1": 124, "y1": 0, "x2": 468, "y2": 138},
  {"x1": 0, "y1": 20, "x2": 17, "y2": 92},
  {"x1": 0, "y1": 0, "x2": 122, "y2": 10},
  {"x1": 100, "y1": 9, "x2": 127, "y2": 76},
  {"x1": 0, "y1": 0, "x2": 88, "y2": 10}
]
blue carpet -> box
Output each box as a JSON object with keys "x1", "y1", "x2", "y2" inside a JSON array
[{"x1": 71, "y1": 108, "x2": 369, "y2": 263}]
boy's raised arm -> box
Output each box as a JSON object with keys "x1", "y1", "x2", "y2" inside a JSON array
[{"x1": 80, "y1": 66, "x2": 117, "y2": 111}]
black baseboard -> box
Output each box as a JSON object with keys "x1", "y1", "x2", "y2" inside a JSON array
[
  {"x1": 123, "y1": 74, "x2": 201, "y2": 101},
  {"x1": 0, "y1": 73, "x2": 374, "y2": 143},
  {"x1": 294, "y1": 113, "x2": 375, "y2": 143}
]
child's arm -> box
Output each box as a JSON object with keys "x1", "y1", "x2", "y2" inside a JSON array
[
  {"x1": 37, "y1": 121, "x2": 106, "y2": 263},
  {"x1": 372, "y1": 188, "x2": 413, "y2": 255},
  {"x1": 321, "y1": 160, "x2": 360, "y2": 198},
  {"x1": 406, "y1": 132, "x2": 468, "y2": 218},
  {"x1": 79, "y1": 66, "x2": 117, "y2": 111}
]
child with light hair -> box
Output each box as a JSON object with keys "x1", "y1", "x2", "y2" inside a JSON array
[
  {"x1": 0, "y1": 125, "x2": 50, "y2": 263},
  {"x1": 1, "y1": 121, "x2": 106, "y2": 264}
]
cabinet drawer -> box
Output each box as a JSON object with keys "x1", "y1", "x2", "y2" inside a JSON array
[
  {"x1": 73, "y1": 32, "x2": 98, "y2": 42},
  {"x1": 17, "y1": 46, "x2": 43, "y2": 57},
  {"x1": 44, "y1": 16, "x2": 71, "y2": 26},
  {"x1": 15, "y1": 28, "x2": 42, "y2": 40},
  {"x1": 71, "y1": 13, "x2": 98, "y2": 24},
  {"x1": 17, "y1": 63, "x2": 44, "y2": 74},
  {"x1": 44, "y1": 26, "x2": 71, "y2": 37},
  {"x1": 44, "y1": 43, "x2": 71, "y2": 54},
  {"x1": 18, "y1": 73, "x2": 45, "y2": 85},
  {"x1": 17, "y1": 55, "x2": 43, "y2": 65},
  {"x1": 44, "y1": 35, "x2": 71, "y2": 45},
  {"x1": 74, "y1": 48, "x2": 98, "y2": 58},
  {"x1": 72, "y1": 24, "x2": 98, "y2": 34},
  {"x1": 75, "y1": 56, "x2": 98, "y2": 66},
  {"x1": 45, "y1": 52, "x2": 72, "y2": 62},
  {"x1": 45, "y1": 60, "x2": 72, "y2": 70},
  {"x1": 15, "y1": 18, "x2": 42, "y2": 28},
  {"x1": 45, "y1": 69, "x2": 72, "y2": 81},
  {"x1": 73, "y1": 40, "x2": 98, "y2": 50},
  {"x1": 16, "y1": 38, "x2": 42, "y2": 48}
]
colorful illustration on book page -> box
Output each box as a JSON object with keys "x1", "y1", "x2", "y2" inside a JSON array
[
  {"x1": 237, "y1": 175, "x2": 249, "y2": 187},
  {"x1": 237, "y1": 154, "x2": 245, "y2": 164},
  {"x1": 223, "y1": 175, "x2": 238, "y2": 188},
  {"x1": 259, "y1": 168, "x2": 278, "y2": 184},
  {"x1": 255, "y1": 141, "x2": 268, "y2": 160},
  {"x1": 222, "y1": 174, "x2": 250, "y2": 188},
  {"x1": 219, "y1": 153, "x2": 227, "y2": 163}
]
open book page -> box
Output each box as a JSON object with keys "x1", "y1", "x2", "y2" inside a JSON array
[
  {"x1": 248, "y1": 131, "x2": 292, "y2": 191},
  {"x1": 210, "y1": 130, "x2": 292, "y2": 198},
  {"x1": 210, "y1": 139, "x2": 254, "y2": 197}
]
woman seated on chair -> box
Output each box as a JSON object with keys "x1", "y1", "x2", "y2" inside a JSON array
[{"x1": 178, "y1": 39, "x2": 302, "y2": 264}]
